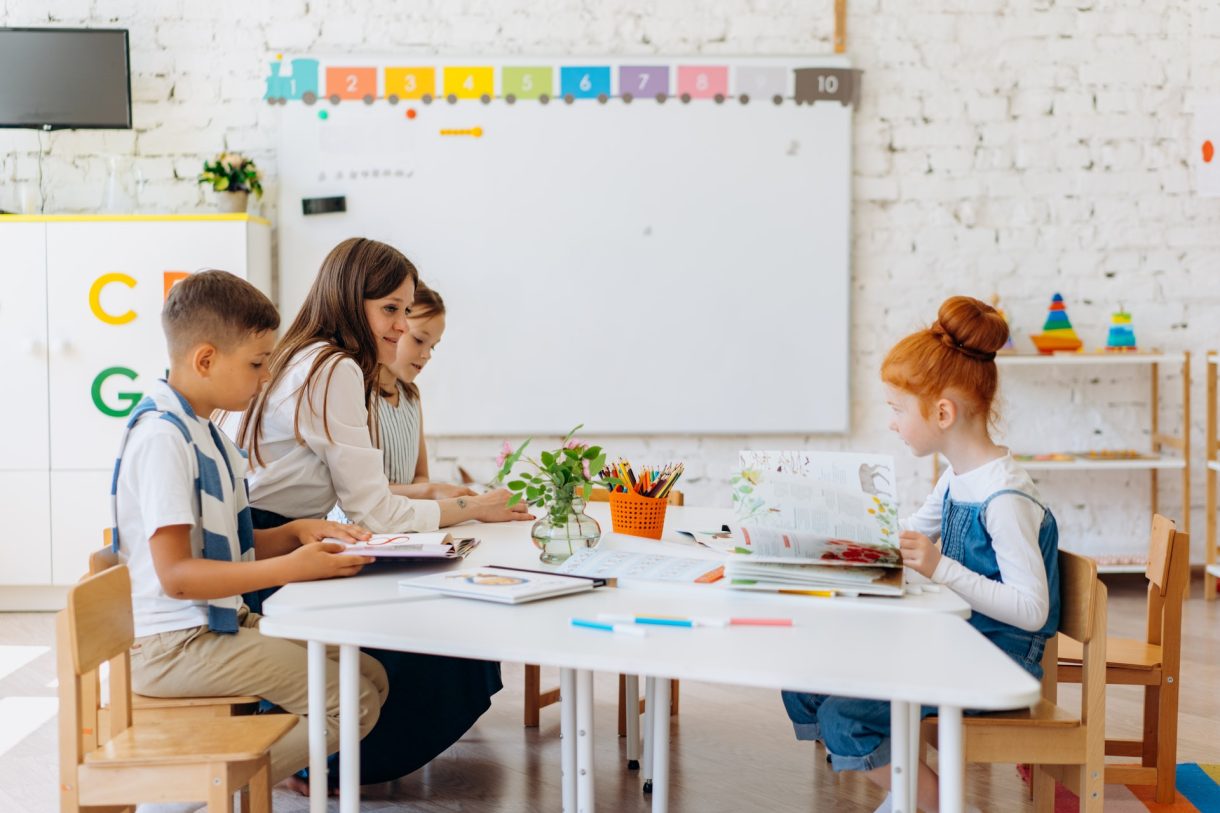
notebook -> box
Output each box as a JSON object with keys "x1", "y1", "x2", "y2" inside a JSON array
[
  {"x1": 399, "y1": 566, "x2": 599, "y2": 604},
  {"x1": 331, "y1": 532, "x2": 479, "y2": 559}
]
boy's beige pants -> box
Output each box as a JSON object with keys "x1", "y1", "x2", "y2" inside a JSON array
[{"x1": 130, "y1": 606, "x2": 389, "y2": 783}]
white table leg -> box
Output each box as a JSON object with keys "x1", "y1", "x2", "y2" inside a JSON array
[
  {"x1": 561, "y1": 668, "x2": 576, "y2": 813},
  {"x1": 890, "y1": 701, "x2": 913, "y2": 813},
  {"x1": 307, "y1": 641, "x2": 327, "y2": 813},
  {"x1": 641, "y1": 676, "x2": 655, "y2": 793},
  {"x1": 576, "y1": 669, "x2": 595, "y2": 813},
  {"x1": 938, "y1": 705, "x2": 964, "y2": 813},
  {"x1": 650, "y1": 678, "x2": 671, "y2": 813},
  {"x1": 625, "y1": 674, "x2": 641, "y2": 769},
  {"x1": 339, "y1": 644, "x2": 361, "y2": 813}
]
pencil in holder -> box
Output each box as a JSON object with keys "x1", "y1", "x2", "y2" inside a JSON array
[{"x1": 608, "y1": 489, "x2": 668, "y2": 540}]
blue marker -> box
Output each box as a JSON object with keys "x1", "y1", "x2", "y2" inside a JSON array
[{"x1": 570, "y1": 618, "x2": 648, "y2": 637}]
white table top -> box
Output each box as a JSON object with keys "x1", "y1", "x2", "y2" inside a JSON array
[
  {"x1": 260, "y1": 585, "x2": 1039, "y2": 710},
  {"x1": 262, "y1": 504, "x2": 971, "y2": 619}
]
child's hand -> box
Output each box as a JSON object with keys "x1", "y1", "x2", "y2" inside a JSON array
[
  {"x1": 292, "y1": 519, "x2": 372, "y2": 546},
  {"x1": 285, "y1": 541, "x2": 373, "y2": 581},
  {"x1": 898, "y1": 531, "x2": 942, "y2": 579}
]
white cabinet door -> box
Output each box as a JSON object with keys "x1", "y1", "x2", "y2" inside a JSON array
[
  {"x1": 0, "y1": 471, "x2": 52, "y2": 584},
  {"x1": 0, "y1": 222, "x2": 50, "y2": 470},
  {"x1": 46, "y1": 221, "x2": 251, "y2": 470},
  {"x1": 50, "y1": 469, "x2": 112, "y2": 584}
]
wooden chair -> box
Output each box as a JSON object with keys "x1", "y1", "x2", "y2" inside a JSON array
[
  {"x1": 90, "y1": 542, "x2": 263, "y2": 724},
  {"x1": 922, "y1": 550, "x2": 1107, "y2": 812},
  {"x1": 58, "y1": 564, "x2": 297, "y2": 813},
  {"x1": 1056, "y1": 515, "x2": 1188, "y2": 803},
  {"x1": 522, "y1": 488, "x2": 685, "y2": 730}
]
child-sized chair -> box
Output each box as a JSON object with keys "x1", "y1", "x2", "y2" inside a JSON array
[
  {"x1": 90, "y1": 542, "x2": 263, "y2": 725},
  {"x1": 922, "y1": 550, "x2": 1108, "y2": 812},
  {"x1": 58, "y1": 564, "x2": 296, "y2": 813},
  {"x1": 1057, "y1": 515, "x2": 1188, "y2": 803}
]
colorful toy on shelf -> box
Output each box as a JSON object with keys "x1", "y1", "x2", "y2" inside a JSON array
[
  {"x1": 990, "y1": 294, "x2": 1016, "y2": 352},
  {"x1": 1105, "y1": 308, "x2": 1137, "y2": 352},
  {"x1": 1030, "y1": 293, "x2": 1083, "y2": 354}
]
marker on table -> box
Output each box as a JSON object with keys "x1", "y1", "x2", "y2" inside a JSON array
[
  {"x1": 570, "y1": 618, "x2": 648, "y2": 637},
  {"x1": 597, "y1": 613, "x2": 794, "y2": 628}
]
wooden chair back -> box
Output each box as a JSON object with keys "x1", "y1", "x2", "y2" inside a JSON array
[
  {"x1": 57, "y1": 565, "x2": 135, "y2": 778},
  {"x1": 1058, "y1": 549, "x2": 1101, "y2": 645},
  {"x1": 90, "y1": 545, "x2": 119, "y2": 576},
  {"x1": 1060, "y1": 550, "x2": 1108, "y2": 737},
  {"x1": 1143, "y1": 516, "x2": 1189, "y2": 651}
]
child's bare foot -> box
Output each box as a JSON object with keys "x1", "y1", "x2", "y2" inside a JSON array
[{"x1": 276, "y1": 775, "x2": 310, "y2": 796}]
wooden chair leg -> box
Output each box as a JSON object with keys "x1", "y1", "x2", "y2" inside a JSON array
[
  {"x1": 247, "y1": 755, "x2": 271, "y2": 813},
  {"x1": 670, "y1": 679, "x2": 680, "y2": 716},
  {"x1": 524, "y1": 663, "x2": 541, "y2": 728},
  {"x1": 1155, "y1": 676, "x2": 1180, "y2": 804},
  {"x1": 207, "y1": 762, "x2": 234, "y2": 812},
  {"x1": 1031, "y1": 765, "x2": 1054, "y2": 813},
  {"x1": 1141, "y1": 684, "x2": 1159, "y2": 768},
  {"x1": 617, "y1": 674, "x2": 627, "y2": 737}
]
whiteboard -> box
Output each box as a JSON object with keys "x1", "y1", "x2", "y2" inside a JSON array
[{"x1": 275, "y1": 55, "x2": 855, "y2": 435}]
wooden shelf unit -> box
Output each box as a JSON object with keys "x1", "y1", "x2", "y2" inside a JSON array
[
  {"x1": 1205, "y1": 353, "x2": 1220, "y2": 600},
  {"x1": 935, "y1": 352, "x2": 1191, "y2": 575}
]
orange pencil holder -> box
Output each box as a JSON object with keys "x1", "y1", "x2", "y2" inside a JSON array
[{"x1": 608, "y1": 489, "x2": 668, "y2": 540}]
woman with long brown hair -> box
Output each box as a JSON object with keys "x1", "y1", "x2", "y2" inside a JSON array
[{"x1": 237, "y1": 237, "x2": 525, "y2": 788}]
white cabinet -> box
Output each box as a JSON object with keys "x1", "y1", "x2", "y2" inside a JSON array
[{"x1": 0, "y1": 214, "x2": 272, "y2": 588}]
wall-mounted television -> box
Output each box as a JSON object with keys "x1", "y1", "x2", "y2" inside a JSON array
[{"x1": 0, "y1": 27, "x2": 131, "y2": 130}]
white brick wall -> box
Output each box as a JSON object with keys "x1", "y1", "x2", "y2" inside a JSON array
[{"x1": 3, "y1": 0, "x2": 1220, "y2": 561}]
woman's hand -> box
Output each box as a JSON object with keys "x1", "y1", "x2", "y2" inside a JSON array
[
  {"x1": 291, "y1": 519, "x2": 372, "y2": 546},
  {"x1": 898, "y1": 531, "x2": 941, "y2": 579},
  {"x1": 469, "y1": 489, "x2": 535, "y2": 522}
]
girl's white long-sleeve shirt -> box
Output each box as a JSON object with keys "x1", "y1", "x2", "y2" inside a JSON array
[
  {"x1": 900, "y1": 452, "x2": 1051, "y2": 633},
  {"x1": 239, "y1": 342, "x2": 441, "y2": 532}
]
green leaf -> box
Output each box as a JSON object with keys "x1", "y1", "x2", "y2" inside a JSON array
[
  {"x1": 541, "y1": 451, "x2": 555, "y2": 468},
  {"x1": 507, "y1": 480, "x2": 526, "y2": 490},
  {"x1": 582, "y1": 483, "x2": 592, "y2": 501},
  {"x1": 561, "y1": 424, "x2": 584, "y2": 445},
  {"x1": 582, "y1": 446, "x2": 600, "y2": 460},
  {"x1": 507, "y1": 492, "x2": 523, "y2": 508}
]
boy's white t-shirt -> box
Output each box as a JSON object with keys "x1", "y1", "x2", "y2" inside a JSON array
[
  {"x1": 115, "y1": 417, "x2": 214, "y2": 638},
  {"x1": 900, "y1": 452, "x2": 1052, "y2": 633}
]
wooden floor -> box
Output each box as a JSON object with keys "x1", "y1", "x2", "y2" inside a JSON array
[{"x1": 2, "y1": 574, "x2": 1217, "y2": 812}]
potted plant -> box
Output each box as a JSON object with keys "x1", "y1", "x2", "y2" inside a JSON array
[
  {"x1": 198, "y1": 152, "x2": 263, "y2": 213},
  {"x1": 496, "y1": 425, "x2": 610, "y2": 563}
]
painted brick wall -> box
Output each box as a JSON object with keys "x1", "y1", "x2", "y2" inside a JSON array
[{"x1": 3, "y1": 0, "x2": 1219, "y2": 561}]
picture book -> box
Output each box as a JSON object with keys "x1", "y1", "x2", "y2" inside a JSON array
[
  {"x1": 727, "y1": 450, "x2": 905, "y2": 595},
  {"x1": 399, "y1": 566, "x2": 596, "y2": 604},
  {"x1": 331, "y1": 532, "x2": 479, "y2": 559},
  {"x1": 730, "y1": 450, "x2": 901, "y2": 567}
]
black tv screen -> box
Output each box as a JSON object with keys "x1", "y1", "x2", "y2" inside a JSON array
[{"x1": 0, "y1": 28, "x2": 131, "y2": 130}]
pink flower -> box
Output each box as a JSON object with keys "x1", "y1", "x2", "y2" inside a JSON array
[
  {"x1": 565, "y1": 439, "x2": 584, "y2": 450},
  {"x1": 496, "y1": 441, "x2": 513, "y2": 468},
  {"x1": 582, "y1": 460, "x2": 591, "y2": 479}
]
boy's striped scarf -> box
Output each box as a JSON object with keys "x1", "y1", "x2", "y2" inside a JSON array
[{"x1": 109, "y1": 379, "x2": 255, "y2": 633}]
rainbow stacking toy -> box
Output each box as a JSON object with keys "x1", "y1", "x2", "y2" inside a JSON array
[{"x1": 1030, "y1": 293, "x2": 1083, "y2": 354}]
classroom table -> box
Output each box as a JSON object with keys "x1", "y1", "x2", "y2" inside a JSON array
[{"x1": 258, "y1": 506, "x2": 1037, "y2": 813}]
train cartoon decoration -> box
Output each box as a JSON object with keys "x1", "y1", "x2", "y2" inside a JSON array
[{"x1": 264, "y1": 58, "x2": 861, "y2": 109}]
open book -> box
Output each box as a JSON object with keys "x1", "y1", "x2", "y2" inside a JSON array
[
  {"x1": 726, "y1": 450, "x2": 904, "y2": 596},
  {"x1": 330, "y1": 532, "x2": 479, "y2": 560}
]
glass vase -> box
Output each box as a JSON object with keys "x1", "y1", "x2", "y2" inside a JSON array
[{"x1": 531, "y1": 496, "x2": 601, "y2": 564}]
